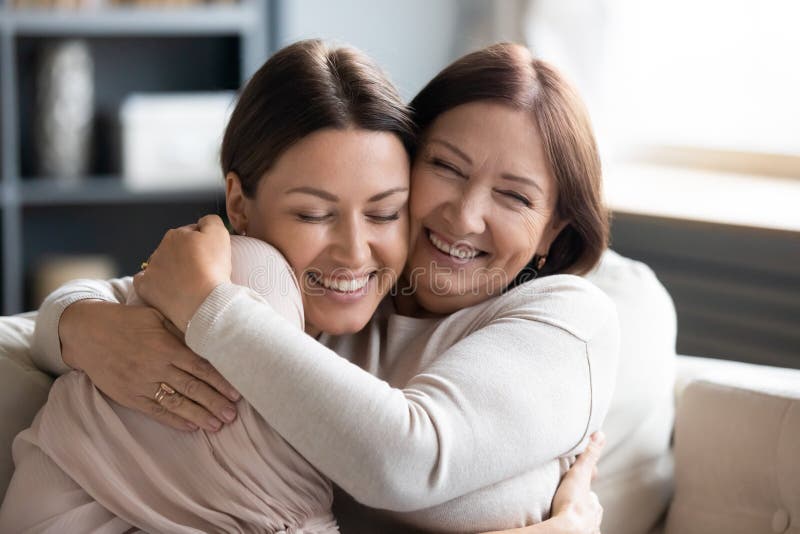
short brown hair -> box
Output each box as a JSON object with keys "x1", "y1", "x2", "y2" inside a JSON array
[
  {"x1": 409, "y1": 43, "x2": 608, "y2": 277},
  {"x1": 222, "y1": 39, "x2": 415, "y2": 197}
]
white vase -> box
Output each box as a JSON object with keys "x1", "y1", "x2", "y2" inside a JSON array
[{"x1": 35, "y1": 39, "x2": 94, "y2": 182}]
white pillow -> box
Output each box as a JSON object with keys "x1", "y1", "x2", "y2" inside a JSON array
[
  {"x1": 0, "y1": 313, "x2": 53, "y2": 500},
  {"x1": 584, "y1": 250, "x2": 678, "y2": 534}
]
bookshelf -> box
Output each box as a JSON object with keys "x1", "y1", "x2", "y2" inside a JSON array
[{"x1": 0, "y1": 0, "x2": 271, "y2": 313}]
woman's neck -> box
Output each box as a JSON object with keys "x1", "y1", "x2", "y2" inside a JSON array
[
  {"x1": 304, "y1": 325, "x2": 322, "y2": 339},
  {"x1": 393, "y1": 276, "x2": 443, "y2": 318}
]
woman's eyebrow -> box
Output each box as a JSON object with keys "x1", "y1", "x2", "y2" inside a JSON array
[
  {"x1": 368, "y1": 187, "x2": 408, "y2": 202},
  {"x1": 427, "y1": 138, "x2": 472, "y2": 164},
  {"x1": 502, "y1": 173, "x2": 544, "y2": 195},
  {"x1": 285, "y1": 187, "x2": 338, "y2": 201}
]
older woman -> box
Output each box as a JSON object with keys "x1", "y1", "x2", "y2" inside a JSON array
[{"x1": 20, "y1": 43, "x2": 620, "y2": 533}]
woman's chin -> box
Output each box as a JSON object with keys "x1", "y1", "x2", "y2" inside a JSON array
[
  {"x1": 313, "y1": 318, "x2": 370, "y2": 336},
  {"x1": 305, "y1": 305, "x2": 373, "y2": 336},
  {"x1": 414, "y1": 289, "x2": 476, "y2": 316}
]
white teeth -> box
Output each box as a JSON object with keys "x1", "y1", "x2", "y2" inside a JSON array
[
  {"x1": 428, "y1": 232, "x2": 479, "y2": 260},
  {"x1": 310, "y1": 274, "x2": 370, "y2": 292}
]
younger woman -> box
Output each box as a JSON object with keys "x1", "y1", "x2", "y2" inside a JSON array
[{"x1": 0, "y1": 39, "x2": 412, "y2": 533}]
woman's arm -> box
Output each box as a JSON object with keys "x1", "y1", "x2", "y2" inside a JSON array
[
  {"x1": 31, "y1": 276, "x2": 241, "y2": 432},
  {"x1": 175, "y1": 280, "x2": 617, "y2": 511},
  {"x1": 32, "y1": 276, "x2": 131, "y2": 375},
  {"x1": 134, "y1": 217, "x2": 620, "y2": 511}
]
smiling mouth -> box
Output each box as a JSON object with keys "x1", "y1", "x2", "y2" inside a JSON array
[
  {"x1": 306, "y1": 272, "x2": 376, "y2": 293},
  {"x1": 426, "y1": 229, "x2": 488, "y2": 260}
]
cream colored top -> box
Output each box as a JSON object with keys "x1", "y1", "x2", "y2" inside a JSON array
[{"x1": 32, "y1": 257, "x2": 620, "y2": 532}]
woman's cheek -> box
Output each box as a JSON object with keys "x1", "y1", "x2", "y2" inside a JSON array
[
  {"x1": 265, "y1": 222, "x2": 326, "y2": 272},
  {"x1": 409, "y1": 170, "x2": 438, "y2": 211},
  {"x1": 383, "y1": 223, "x2": 410, "y2": 276}
]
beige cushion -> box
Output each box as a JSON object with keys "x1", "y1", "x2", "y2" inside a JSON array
[
  {"x1": 0, "y1": 313, "x2": 52, "y2": 500},
  {"x1": 666, "y1": 377, "x2": 800, "y2": 534}
]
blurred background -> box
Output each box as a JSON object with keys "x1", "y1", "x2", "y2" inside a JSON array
[{"x1": 0, "y1": 0, "x2": 797, "y2": 367}]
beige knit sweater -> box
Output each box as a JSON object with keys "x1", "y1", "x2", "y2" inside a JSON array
[{"x1": 32, "y1": 255, "x2": 620, "y2": 532}]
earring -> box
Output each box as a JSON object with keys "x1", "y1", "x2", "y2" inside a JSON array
[{"x1": 536, "y1": 255, "x2": 546, "y2": 271}]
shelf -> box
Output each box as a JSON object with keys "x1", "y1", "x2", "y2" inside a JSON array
[
  {"x1": 20, "y1": 177, "x2": 224, "y2": 206},
  {"x1": 0, "y1": 0, "x2": 266, "y2": 314},
  {"x1": 5, "y1": 4, "x2": 259, "y2": 36}
]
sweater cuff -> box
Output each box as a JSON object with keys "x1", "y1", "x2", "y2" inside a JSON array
[
  {"x1": 184, "y1": 282, "x2": 242, "y2": 359},
  {"x1": 32, "y1": 292, "x2": 118, "y2": 376}
]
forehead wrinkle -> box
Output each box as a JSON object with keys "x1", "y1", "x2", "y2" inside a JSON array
[{"x1": 426, "y1": 138, "x2": 473, "y2": 165}]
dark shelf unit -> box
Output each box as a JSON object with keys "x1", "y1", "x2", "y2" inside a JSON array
[
  {"x1": 610, "y1": 211, "x2": 800, "y2": 369},
  {"x1": 0, "y1": 1, "x2": 270, "y2": 313}
]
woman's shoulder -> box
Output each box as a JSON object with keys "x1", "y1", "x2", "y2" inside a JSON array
[
  {"x1": 229, "y1": 235, "x2": 304, "y2": 329},
  {"x1": 230, "y1": 235, "x2": 299, "y2": 290},
  {"x1": 469, "y1": 273, "x2": 618, "y2": 343}
]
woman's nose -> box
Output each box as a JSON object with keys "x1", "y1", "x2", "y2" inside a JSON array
[
  {"x1": 330, "y1": 216, "x2": 371, "y2": 268},
  {"x1": 442, "y1": 186, "x2": 487, "y2": 236}
]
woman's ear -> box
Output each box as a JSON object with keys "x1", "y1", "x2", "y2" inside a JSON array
[
  {"x1": 539, "y1": 217, "x2": 569, "y2": 256},
  {"x1": 225, "y1": 172, "x2": 249, "y2": 235}
]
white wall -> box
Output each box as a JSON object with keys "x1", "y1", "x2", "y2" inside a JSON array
[{"x1": 274, "y1": 0, "x2": 464, "y2": 101}]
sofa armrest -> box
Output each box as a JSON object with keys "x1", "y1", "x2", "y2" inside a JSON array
[
  {"x1": 675, "y1": 354, "x2": 800, "y2": 400},
  {"x1": 0, "y1": 313, "x2": 53, "y2": 500},
  {"x1": 666, "y1": 357, "x2": 800, "y2": 534}
]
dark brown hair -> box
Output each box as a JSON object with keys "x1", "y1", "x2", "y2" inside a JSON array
[
  {"x1": 410, "y1": 43, "x2": 608, "y2": 278},
  {"x1": 222, "y1": 39, "x2": 415, "y2": 197}
]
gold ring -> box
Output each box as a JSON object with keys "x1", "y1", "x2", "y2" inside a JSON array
[
  {"x1": 154, "y1": 382, "x2": 176, "y2": 404},
  {"x1": 140, "y1": 261, "x2": 149, "y2": 271}
]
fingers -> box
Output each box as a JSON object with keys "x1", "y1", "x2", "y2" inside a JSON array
[
  {"x1": 149, "y1": 374, "x2": 226, "y2": 432},
  {"x1": 167, "y1": 356, "x2": 239, "y2": 425},
  {"x1": 170, "y1": 223, "x2": 199, "y2": 237},
  {"x1": 197, "y1": 214, "x2": 231, "y2": 242},
  {"x1": 591, "y1": 491, "x2": 604, "y2": 533},
  {"x1": 161, "y1": 323, "x2": 241, "y2": 404},
  {"x1": 568, "y1": 432, "x2": 606, "y2": 487},
  {"x1": 582, "y1": 432, "x2": 606, "y2": 465},
  {"x1": 171, "y1": 349, "x2": 241, "y2": 403},
  {"x1": 134, "y1": 308, "x2": 239, "y2": 431},
  {"x1": 139, "y1": 398, "x2": 201, "y2": 432},
  {"x1": 133, "y1": 270, "x2": 145, "y2": 290},
  {"x1": 168, "y1": 359, "x2": 240, "y2": 420},
  {"x1": 196, "y1": 214, "x2": 225, "y2": 233},
  {"x1": 159, "y1": 316, "x2": 186, "y2": 340},
  {"x1": 165, "y1": 218, "x2": 209, "y2": 235}
]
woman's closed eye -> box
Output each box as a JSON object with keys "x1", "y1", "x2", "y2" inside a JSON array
[
  {"x1": 367, "y1": 211, "x2": 401, "y2": 223},
  {"x1": 495, "y1": 189, "x2": 533, "y2": 208},
  {"x1": 296, "y1": 212, "x2": 333, "y2": 223},
  {"x1": 430, "y1": 157, "x2": 466, "y2": 178},
  {"x1": 296, "y1": 211, "x2": 401, "y2": 223}
]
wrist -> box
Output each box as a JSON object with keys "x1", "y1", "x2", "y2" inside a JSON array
[
  {"x1": 59, "y1": 299, "x2": 106, "y2": 370},
  {"x1": 175, "y1": 281, "x2": 221, "y2": 333}
]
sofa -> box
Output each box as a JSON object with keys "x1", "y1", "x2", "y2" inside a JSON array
[{"x1": 1, "y1": 311, "x2": 799, "y2": 533}]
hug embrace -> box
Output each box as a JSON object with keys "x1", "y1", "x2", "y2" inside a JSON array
[{"x1": 0, "y1": 39, "x2": 675, "y2": 533}]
